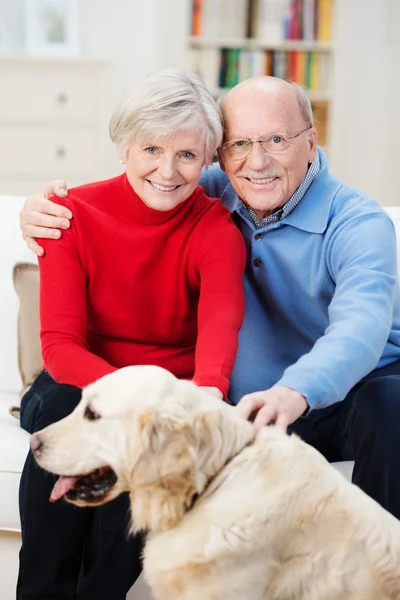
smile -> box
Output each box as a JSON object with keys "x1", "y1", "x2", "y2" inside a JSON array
[
  {"x1": 246, "y1": 177, "x2": 278, "y2": 184},
  {"x1": 148, "y1": 181, "x2": 180, "y2": 192}
]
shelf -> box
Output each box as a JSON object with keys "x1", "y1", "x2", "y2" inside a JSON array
[{"x1": 190, "y1": 36, "x2": 333, "y2": 52}]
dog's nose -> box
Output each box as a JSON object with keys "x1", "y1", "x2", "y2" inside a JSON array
[{"x1": 30, "y1": 434, "x2": 43, "y2": 454}]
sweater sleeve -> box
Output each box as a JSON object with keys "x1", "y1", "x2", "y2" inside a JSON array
[
  {"x1": 276, "y1": 213, "x2": 398, "y2": 409},
  {"x1": 39, "y1": 206, "x2": 118, "y2": 389},
  {"x1": 191, "y1": 208, "x2": 246, "y2": 397}
]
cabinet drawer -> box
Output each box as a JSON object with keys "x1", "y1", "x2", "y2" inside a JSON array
[
  {"x1": 0, "y1": 126, "x2": 97, "y2": 176},
  {"x1": 0, "y1": 69, "x2": 100, "y2": 124}
]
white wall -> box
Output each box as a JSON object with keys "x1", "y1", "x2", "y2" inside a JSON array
[
  {"x1": 0, "y1": 0, "x2": 25, "y2": 54},
  {"x1": 330, "y1": 0, "x2": 400, "y2": 205},
  {"x1": 0, "y1": 0, "x2": 399, "y2": 202},
  {"x1": 78, "y1": 0, "x2": 190, "y2": 176},
  {"x1": 385, "y1": 0, "x2": 400, "y2": 206}
]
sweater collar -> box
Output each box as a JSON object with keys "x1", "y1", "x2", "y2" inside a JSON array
[
  {"x1": 122, "y1": 173, "x2": 203, "y2": 225},
  {"x1": 240, "y1": 152, "x2": 321, "y2": 229},
  {"x1": 233, "y1": 148, "x2": 342, "y2": 234},
  {"x1": 282, "y1": 149, "x2": 342, "y2": 234}
]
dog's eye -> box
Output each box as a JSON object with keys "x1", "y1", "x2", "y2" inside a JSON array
[{"x1": 84, "y1": 406, "x2": 101, "y2": 421}]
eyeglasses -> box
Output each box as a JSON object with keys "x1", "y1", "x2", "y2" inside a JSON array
[{"x1": 220, "y1": 127, "x2": 311, "y2": 160}]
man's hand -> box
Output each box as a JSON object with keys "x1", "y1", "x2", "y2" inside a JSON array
[
  {"x1": 20, "y1": 180, "x2": 72, "y2": 256},
  {"x1": 236, "y1": 386, "x2": 308, "y2": 431}
]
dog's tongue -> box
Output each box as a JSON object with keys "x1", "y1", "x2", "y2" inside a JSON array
[{"x1": 50, "y1": 476, "x2": 78, "y2": 502}]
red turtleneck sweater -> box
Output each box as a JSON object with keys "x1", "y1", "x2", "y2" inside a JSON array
[{"x1": 38, "y1": 174, "x2": 246, "y2": 396}]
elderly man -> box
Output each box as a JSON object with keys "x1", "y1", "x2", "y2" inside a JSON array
[{"x1": 20, "y1": 76, "x2": 400, "y2": 520}]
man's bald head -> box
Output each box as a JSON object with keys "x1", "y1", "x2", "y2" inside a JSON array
[{"x1": 221, "y1": 76, "x2": 313, "y2": 141}]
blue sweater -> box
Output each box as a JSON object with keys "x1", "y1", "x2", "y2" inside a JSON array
[{"x1": 200, "y1": 149, "x2": 400, "y2": 409}]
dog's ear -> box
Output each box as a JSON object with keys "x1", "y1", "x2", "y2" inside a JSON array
[
  {"x1": 130, "y1": 408, "x2": 201, "y2": 532},
  {"x1": 193, "y1": 406, "x2": 256, "y2": 480},
  {"x1": 139, "y1": 408, "x2": 198, "y2": 491}
]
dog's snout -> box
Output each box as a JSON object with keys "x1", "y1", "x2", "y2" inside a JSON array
[{"x1": 30, "y1": 433, "x2": 43, "y2": 454}]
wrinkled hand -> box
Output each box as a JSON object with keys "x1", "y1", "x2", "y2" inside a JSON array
[
  {"x1": 236, "y1": 386, "x2": 308, "y2": 431},
  {"x1": 20, "y1": 180, "x2": 72, "y2": 256}
]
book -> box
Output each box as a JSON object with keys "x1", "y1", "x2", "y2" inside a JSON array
[
  {"x1": 317, "y1": 0, "x2": 333, "y2": 42},
  {"x1": 191, "y1": 0, "x2": 203, "y2": 36}
]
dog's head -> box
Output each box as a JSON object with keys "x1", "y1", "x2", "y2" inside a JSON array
[{"x1": 32, "y1": 366, "x2": 254, "y2": 532}]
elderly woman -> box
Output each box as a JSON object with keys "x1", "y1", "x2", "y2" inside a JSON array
[{"x1": 18, "y1": 69, "x2": 246, "y2": 600}]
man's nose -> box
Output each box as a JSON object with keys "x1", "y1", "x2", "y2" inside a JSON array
[
  {"x1": 30, "y1": 433, "x2": 43, "y2": 455},
  {"x1": 245, "y1": 142, "x2": 272, "y2": 170}
]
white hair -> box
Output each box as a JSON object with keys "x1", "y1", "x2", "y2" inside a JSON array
[
  {"x1": 290, "y1": 82, "x2": 314, "y2": 127},
  {"x1": 109, "y1": 69, "x2": 222, "y2": 165}
]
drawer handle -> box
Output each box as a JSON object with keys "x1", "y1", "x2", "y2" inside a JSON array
[
  {"x1": 56, "y1": 146, "x2": 67, "y2": 159},
  {"x1": 57, "y1": 92, "x2": 68, "y2": 105}
]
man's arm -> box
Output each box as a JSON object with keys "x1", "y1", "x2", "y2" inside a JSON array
[
  {"x1": 20, "y1": 181, "x2": 72, "y2": 256},
  {"x1": 237, "y1": 212, "x2": 398, "y2": 428},
  {"x1": 277, "y1": 213, "x2": 397, "y2": 409},
  {"x1": 22, "y1": 167, "x2": 231, "y2": 256}
]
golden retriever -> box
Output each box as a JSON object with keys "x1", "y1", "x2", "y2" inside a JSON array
[{"x1": 31, "y1": 365, "x2": 400, "y2": 600}]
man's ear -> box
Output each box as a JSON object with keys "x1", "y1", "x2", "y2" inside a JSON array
[
  {"x1": 307, "y1": 127, "x2": 318, "y2": 159},
  {"x1": 217, "y1": 147, "x2": 227, "y2": 172}
]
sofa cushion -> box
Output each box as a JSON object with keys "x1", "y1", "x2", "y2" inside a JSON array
[
  {"x1": 13, "y1": 263, "x2": 42, "y2": 396},
  {"x1": 0, "y1": 393, "x2": 29, "y2": 532},
  {"x1": 0, "y1": 195, "x2": 36, "y2": 396}
]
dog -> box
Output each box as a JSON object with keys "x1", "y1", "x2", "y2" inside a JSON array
[{"x1": 31, "y1": 365, "x2": 400, "y2": 600}]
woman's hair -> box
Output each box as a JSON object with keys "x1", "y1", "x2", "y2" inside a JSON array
[{"x1": 109, "y1": 69, "x2": 223, "y2": 165}]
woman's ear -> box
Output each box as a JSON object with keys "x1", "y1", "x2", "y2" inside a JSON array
[{"x1": 116, "y1": 145, "x2": 126, "y2": 165}]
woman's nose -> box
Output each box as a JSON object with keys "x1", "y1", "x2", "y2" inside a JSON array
[{"x1": 157, "y1": 155, "x2": 177, "y2": 180}]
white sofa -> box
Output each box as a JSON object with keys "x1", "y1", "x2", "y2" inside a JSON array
[{"x1": 1, "y1": 195, "x2": 400, "y2": 599}]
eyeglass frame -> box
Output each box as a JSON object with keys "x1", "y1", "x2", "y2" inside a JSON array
[{"x1": 219, "y1": 126, "x2": 313, "y2": 160}]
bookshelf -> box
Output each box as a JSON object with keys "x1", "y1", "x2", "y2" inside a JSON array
[{"x1": 188, "y1": 0, "x2": 334, "y2": 151}]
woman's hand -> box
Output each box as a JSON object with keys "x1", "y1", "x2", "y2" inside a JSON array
[
  {"x1": 198, "y1": 386, "x2": 224, "y2": 400},
  {"x1": 20, "y1": 180, "x2": 73, "y2": 256}
]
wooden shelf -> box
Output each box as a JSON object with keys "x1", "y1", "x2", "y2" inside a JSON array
[{"x1": 190, "y1": 36, "x2": 333, "y2": 52}]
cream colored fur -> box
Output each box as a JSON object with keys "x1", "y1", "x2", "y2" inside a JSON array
[{"x1": 34, "y1": 366, "x2": 400, "y2": 600}]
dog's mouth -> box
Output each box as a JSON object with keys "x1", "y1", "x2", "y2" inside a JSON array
[{"x1": 50, "y1": 467, "x2": 117, "y2": 504}]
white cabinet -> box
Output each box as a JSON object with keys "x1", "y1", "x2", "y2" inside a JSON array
[{"x1": 0, "y1": 57, "x2": 108, "y2": 195}]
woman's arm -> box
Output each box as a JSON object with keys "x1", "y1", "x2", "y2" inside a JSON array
[
  {"x1": 39, "y1": 199, "x2": 117, "y2": 389},
  {"x1": 191, "y1": 208, "x2": 246, "y2": 398}
]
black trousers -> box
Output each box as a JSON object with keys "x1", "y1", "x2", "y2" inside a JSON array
[
  {"x1": 17, "y1": 370, "x2": 144, "y2": 600},
  {"x1": 289, "y1": 359, "x2": 400, "y2": 520}
]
